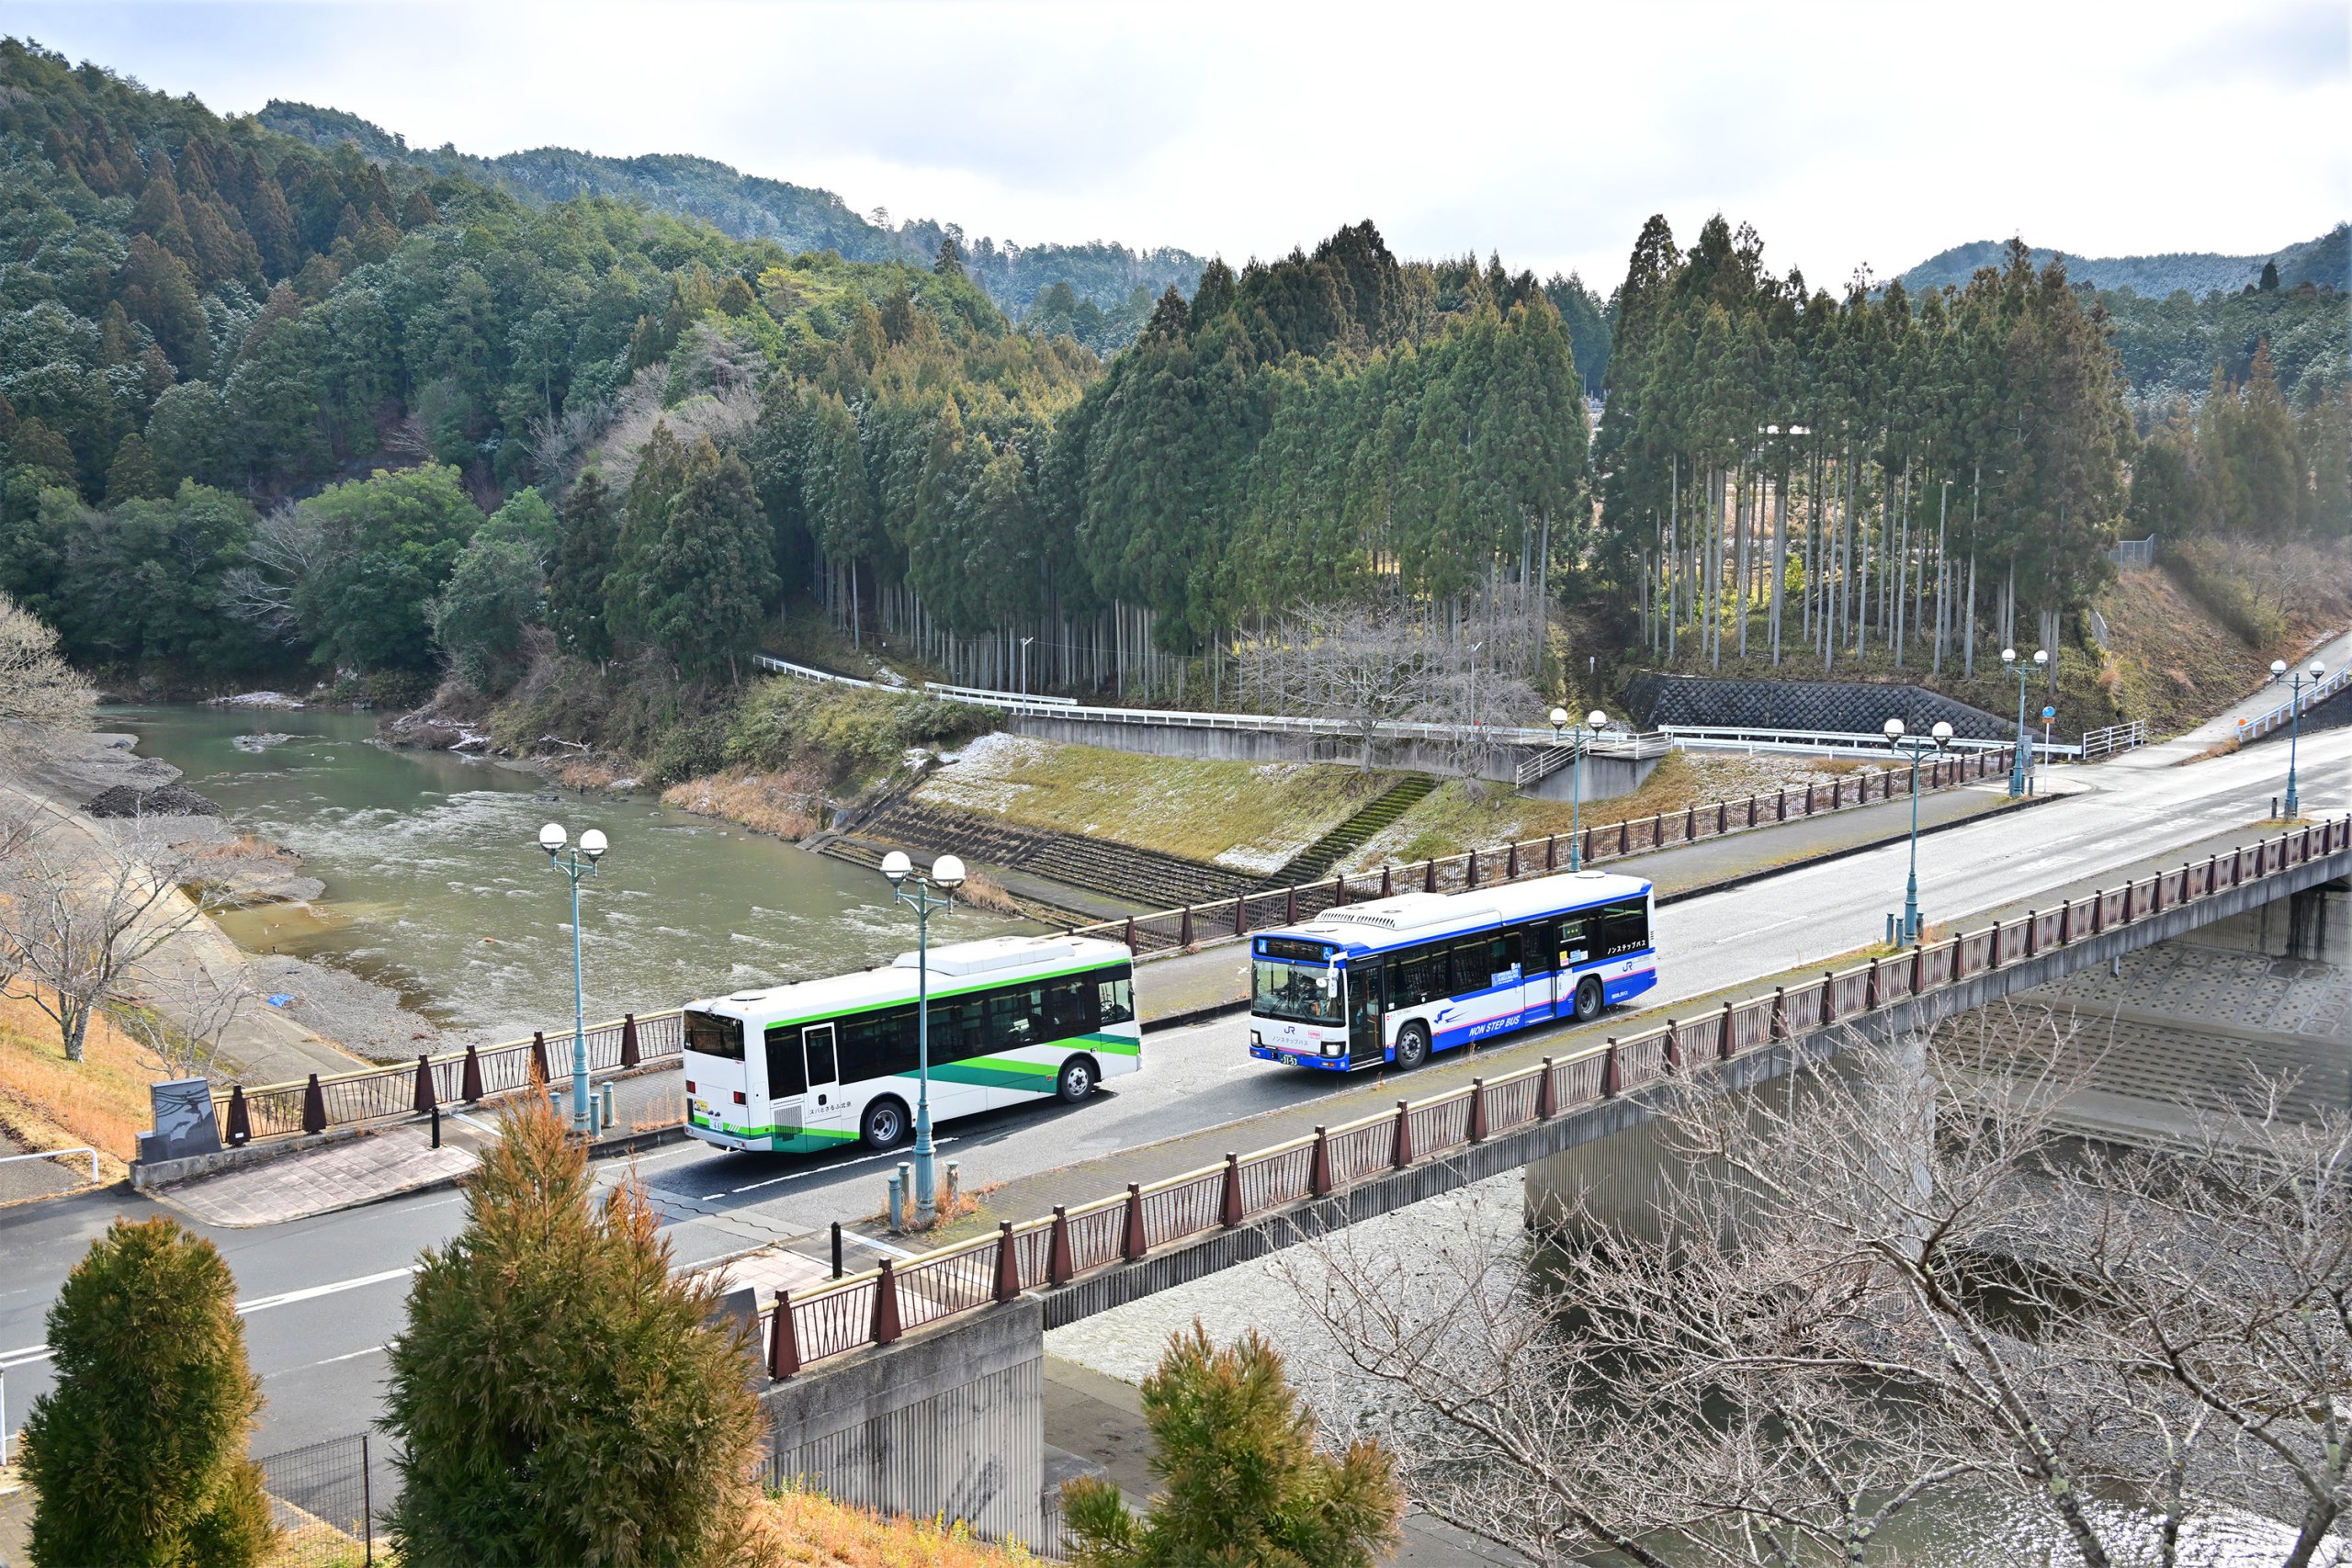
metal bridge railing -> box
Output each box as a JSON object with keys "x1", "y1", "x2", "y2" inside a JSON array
[{"x1": 752, "y1": 815, "x2": 2350, "y2": 1380}]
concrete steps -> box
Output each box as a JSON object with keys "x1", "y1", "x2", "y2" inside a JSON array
[
  {"x1": 1255, "y1": 775, "x2": 1438, "y2": 891},
  {"x1": 845, "y1": 801, "x2": 1258, "y2": 913}
]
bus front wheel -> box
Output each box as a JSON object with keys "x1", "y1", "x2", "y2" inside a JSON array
[
  {"x1": 1394, "y1": 1022, "x2": 1430, "y2": 1071},
  {"x1": 1057, "y1": 1056, "x2": 1097, "y2": 1103},
  {"x1": 861, "y1": 1097, "x2": 909, "y2": 1150},
  {"x1": 1574, "y1": 976, "x2": 1603, "y2": 1022}
]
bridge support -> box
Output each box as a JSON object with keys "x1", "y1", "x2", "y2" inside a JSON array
[{"x1": 761, "y1": 1299, "x2": 1046, "y2": 1549}]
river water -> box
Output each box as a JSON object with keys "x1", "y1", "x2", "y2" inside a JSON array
[{"x1": 113, "y1": 705, "x2": 1025, "y2": 1042}]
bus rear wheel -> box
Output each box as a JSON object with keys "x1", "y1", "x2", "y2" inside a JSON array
[
  {"x1": 860, "y1": 1097, "x2": 909, "y2": 1150},
  {"x1": 1394, "y1": 1022, "x2": 1430, "y2": 1071},
  {"x1": 1057, "y1": 1056, "x2": 1097, "y2": 1103},
  {"x1": 1573, "y1": 976, "x2": 1604, "y2": 1023}
]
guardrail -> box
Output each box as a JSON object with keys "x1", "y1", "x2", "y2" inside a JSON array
[
  {"x1": 1069, "y1": 745, "x2": 2017, "y2": 956},
  {"x1": 0, "y1": 1145, "x2": 99, "y2": 1183},
  {"x1": 207, "y1": 1010, "x2": 684, "y2": 1147},
  {"x1": 2236, "y1": 665, "x2": 2351, "y2": 745},
  {"x1": 752, "y1": 816, "x2": 2352, "y2": 1378},
  {"x1": 1663, "y1": 724, "x2": 2092, "y2": 761},
  {"x1": 2079, "y1": 719, "x2": 2148, "y2": 759}
]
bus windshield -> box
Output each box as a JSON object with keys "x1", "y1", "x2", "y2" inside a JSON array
[
  {"x1": 1252, "y1": 956, "x2": 1343, "y2": 1025},
  {"x1": 683, "y1": 1010, "x2": 745, "y2": 1062}
]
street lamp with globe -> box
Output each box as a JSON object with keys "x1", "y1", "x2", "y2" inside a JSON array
[
  {"x1": 537, "y1": 822, "x2": 608, "y2": 1134},
  {"x1": 1550, "y1": 706, "x2": 1612, "y2": 871},
  {"x1": 1883, "y1": 718, "x2": 1951, "y2": 944},
  {"x1": 881, "y1": 849, "x2": 964, "y2": 1223},
  {"x1": 2269, "y1": 658, "x2": 2326, "y2": 818},
  {"x1": 2000, "y1": 647, "x2": 2047, "y2": 798}
]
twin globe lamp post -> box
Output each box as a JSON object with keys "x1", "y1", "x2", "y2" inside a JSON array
[
  {"x1": 2000, "y1": 646, "x2": 2047, "y2": 798},
  {"x1": 537, "y1": 821, "x2": 608, "y2": 1134},
  {"x1": 880, "y1": 849, "x2": 966, "y2": 1224},
  {"x1": 1549, "y1": 705, "x2": 1612, "y2": 872},
  {"x1": 1882, "y1": 717, "x2": 1952, "y2": 945},
  {"x1": 2269, "y1": 657, "x2": 2326, "y2": 819}
]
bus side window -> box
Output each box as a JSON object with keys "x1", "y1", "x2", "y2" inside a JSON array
[
  {"x1": 1557, "y1": 915, "x2": 1591, "y2": 966},
  {"x1": 1096, "y1": 970, "x2": 1136, "y2": 1026},
  {"x1": 1043, "y1": 977, "x2": 1092, "y2": 1039},
  {"x1": 1487, "y1": 931, "x2": 1521, "y2": 985},
  {"x1": 764, "y1": 1026, "x2": 808, "y2": 1099}
]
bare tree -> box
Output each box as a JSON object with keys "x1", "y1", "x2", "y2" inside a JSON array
[
  {"x1": 220, "y1": 500, "x2": 327, "y2": 641},
  {"x1": 0, "y1": 813, "x2": 234, "y2": 1062},
  {"x1": 1288, "y1": 1013, "x2": 2352, "y2": 1566},
  {"x1": 116, "y1": 964, "x2": 251, "y2": 1083},
  {"x1": 0, "y1": 590, "x2": 94, "y2": 762}
]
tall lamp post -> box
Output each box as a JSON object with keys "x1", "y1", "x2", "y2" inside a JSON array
[
  {"x1": 880, "y1": 850, "x2": 964, "y2": 1224},
  {"x1": 537, "y1": 821, "x2": 608, "y2": 1134},
  {"x1": 2000, "y1": 647, "x2": 2047, "y2": 798},
  {"x1": 1883, "y1": 719, "x2": 1951, "y2": 944},
  {"x1": 2269, "y1": 657, "x2": 2326, "y2": 818},
  {"x1": 1019, "y1": 636, "x2": 1034, "y2": 698},
  {"x1": 1550, "y1": 706, "x2": 1611, "y2": 871}
]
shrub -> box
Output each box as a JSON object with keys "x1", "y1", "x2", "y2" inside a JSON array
[
  {"x1": 2161, "y1": 537, "x2": 2286, "y2": 649},
  {"x1": 1061, "y1": 1323, "x2": 1401, "y2": 1568},
  {"x1": 381, "y1": 1091, "x2": 765, "y2": 1567},
  {"x1": 21, "y1": 1216, "x2": 275, "y2": 1568},
  {"x1": 726, "y1": 681, "x2": 989, "y2": 784}
]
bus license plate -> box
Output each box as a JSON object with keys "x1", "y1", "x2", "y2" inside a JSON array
[{"x1": 1279, "y1": 1053, "x2": 1300, "y2": 1066}]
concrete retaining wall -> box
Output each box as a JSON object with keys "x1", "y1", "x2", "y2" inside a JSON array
[
  {"x1": 1006, "y1": 713, "x2": 1657, "y2": 800},
  {"x1": 762, "y1": 1300, "x2": 1046, "y2": 1549}
]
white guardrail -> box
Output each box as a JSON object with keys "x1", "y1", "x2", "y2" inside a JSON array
[
  {"x1": 0, "y1": 1145, "x2": 100, "y2": 1183},
  {"x1": 2236, "y1": 665, "x2": 2350, "y2": 744},
  {"x1": 754, "y1": 655, "x2": 2146, "y2": 767}
]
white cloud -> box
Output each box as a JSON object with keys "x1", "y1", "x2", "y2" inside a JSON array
[{"x1": 13, "y1": 0, "x2": 2347, "y2": 288}]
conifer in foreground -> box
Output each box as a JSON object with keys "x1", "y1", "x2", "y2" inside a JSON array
[
  {"x1": 381, "y1": 1089, "x2": 765, "y2": 1568},
  {"x1": 1061, "y1": 1323, "x2": 1401, "y2": 1568},
  {"x1": 21, "y1": 1215, "x2": 275, "y2": 1568}
]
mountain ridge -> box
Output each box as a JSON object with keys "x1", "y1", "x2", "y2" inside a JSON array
[
  {"x1": 254, "y1": 97, "x2": 1204, "y2": 341},
  {"x1": 1896, "y1": 224, "x2": 2347, "y2": 299}
]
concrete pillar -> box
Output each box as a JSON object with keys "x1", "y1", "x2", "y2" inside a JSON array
[{"x1": 761, "y1": 1299, "x2": 1046, "y2": 1549}]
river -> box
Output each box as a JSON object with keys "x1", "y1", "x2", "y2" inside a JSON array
[{"x1": 112, "y1": 705, "x2": 1027, "y2": 1043}]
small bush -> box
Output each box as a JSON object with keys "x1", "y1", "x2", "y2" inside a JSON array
[
  {"x1": 2161, "y1": 537, "x2": 2286, "y2": 649},
  {"x1": 22, "y1": 1216, "x2": 275, "y2": 1568}
]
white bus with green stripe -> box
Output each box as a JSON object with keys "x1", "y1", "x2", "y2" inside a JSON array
[{"x1": 681, "y1": 934, "x2": 1139, "y2": 1153}]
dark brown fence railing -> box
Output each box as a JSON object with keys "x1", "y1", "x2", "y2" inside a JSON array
[
  {"x1": 1071, "y1": 747, "x2": 2018, "y2": 957},
  {"x1": 210, "y1": 1009, "x2": 684, "y2": 1148},
  {"x1": 754, "y1": 817, "x2": 2349, "y2": 1379}
]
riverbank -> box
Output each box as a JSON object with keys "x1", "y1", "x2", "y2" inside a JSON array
[{"x1": 0, "y1": 726, "x2": 437, "y2": 1085}]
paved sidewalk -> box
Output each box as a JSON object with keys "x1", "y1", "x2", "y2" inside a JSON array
[{"x1": 158, "y1": 1122, "x2": 485, "y2": 1227}]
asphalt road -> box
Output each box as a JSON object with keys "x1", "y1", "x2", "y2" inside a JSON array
[{"x1": 3, "y1": 657, "x2": 2346, "y2": 1458}]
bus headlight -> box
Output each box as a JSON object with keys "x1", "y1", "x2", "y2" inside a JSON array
[
  {"x1": 1322, "y1": 1038, "x2": 1340, "y2": 1055},
  {"x1": 1251, "y1": 1029, "x2": 1263, "y2": 1046}
]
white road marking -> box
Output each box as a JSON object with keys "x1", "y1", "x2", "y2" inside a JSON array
[
  {"x1": 2, "y1": 1267, "x2": 419, "y2": 1370},
  {"x1": 694, "y1": 1137, "x2": 960, "y2": 1201}
]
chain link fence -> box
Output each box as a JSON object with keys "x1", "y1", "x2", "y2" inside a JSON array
[{"x1": 255, "y1": 1430, "x2": 399, "y2": 1566}]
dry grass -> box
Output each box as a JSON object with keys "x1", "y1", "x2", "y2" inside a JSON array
[
  {"x1": 952, "y1": 869, "x2": 1021, "y2": 917},
  {"x1": 0, "y1": 987, "x2": 164, "y2": 1168},
  {"x1": 737, "y1": 1487, "x2": 1036, "y2": 1564},
  {"x1": 665, "y1": 769, "x2": 825, "y2": 840},
  {"x1": 2098, "y1": 566, "x2": 2278, "y2": 739},
  {"x1": 918, "y1": 734, "x2": 1396, "y2": 870},
  {"x1": 1345, "y1": 749, "x2": 1887, "y2": 869}
]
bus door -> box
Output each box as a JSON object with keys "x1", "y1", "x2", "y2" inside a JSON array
[
  {"x1": 1345, "y1": 962, "x2": 1385, "y2": 1068},
  {"x1": 797, "y1": 1022, "x2": 852, "y2": 1144},
  {"x1": 1553, "y1": 914, "x2": 1594, "y2": 1014}
]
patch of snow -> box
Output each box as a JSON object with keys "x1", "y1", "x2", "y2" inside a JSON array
[{"x1": 208, "y1": 691, "x2": 306, "y2": 709}]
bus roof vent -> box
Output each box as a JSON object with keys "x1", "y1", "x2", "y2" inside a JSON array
[
  {"x1": 894, "y1": 935, "x2": 1081, "y2": 976},
  {"x1": 1322, "y1": 894, "x2": 1494, "y2": 931}
]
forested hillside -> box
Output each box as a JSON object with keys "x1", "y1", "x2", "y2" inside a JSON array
[
  {"x1": 2, "y1": 36, "x2": 2343, "y2": 784},
  {"x1": 256, "y1": 99, "x2": 1204, "y2": 344},
  {"x1": 1898, "y1": 224, "x2": 2348, "y2": 297}
]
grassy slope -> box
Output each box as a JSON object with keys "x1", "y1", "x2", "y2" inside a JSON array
[
  {"x1": 0, "y1": 989, "x2": 164, "y2": 1170},
  {"x1": 916, "y1": 735, "x2": 1399, "y2": 872},
  {"x1": 1343, "y1": 749, "x2": 1883, "y2": 869}
]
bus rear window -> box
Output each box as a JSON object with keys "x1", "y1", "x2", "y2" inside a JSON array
[{"x1": 684, "y1": 1010, "x2": 745, "y2": 1061}]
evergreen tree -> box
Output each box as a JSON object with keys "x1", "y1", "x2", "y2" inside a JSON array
[
  {"x1": 105, "y1": 430, "x2": 164, "y2": 502},
  {"x1": 1062, "y1": 1324, "x2": 1401, "y2": 1568},
  {"x1": 549, "y1": 470, "x2": 618, "y2": 660},
  {"x1": 933, "y1": 234, "x2": 966, "y2": 277},
  {"x1": 21, "y1": 1217, "x2": 275, "y2": 1568},
  {"x1": 383, "y1": 1094, "x2": 764, "y2": 1568}
]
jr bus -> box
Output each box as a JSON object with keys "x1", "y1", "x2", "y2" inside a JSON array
[
  {"x1": 682, "y1": 933, "x2": 1139, "y2": 1153},
  {"x1": 1246, "y1": 871, "x2": 1657, "y2": 1072}
]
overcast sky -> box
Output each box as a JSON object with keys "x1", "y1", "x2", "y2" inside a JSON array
[{"x1": 13, "y1": 1, "x2": 2348, "y2": 288}]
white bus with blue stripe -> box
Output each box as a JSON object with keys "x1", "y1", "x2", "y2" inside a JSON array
[{"x1": 1247, "y1": 871, "x2": 1657, "y2": 1072}]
